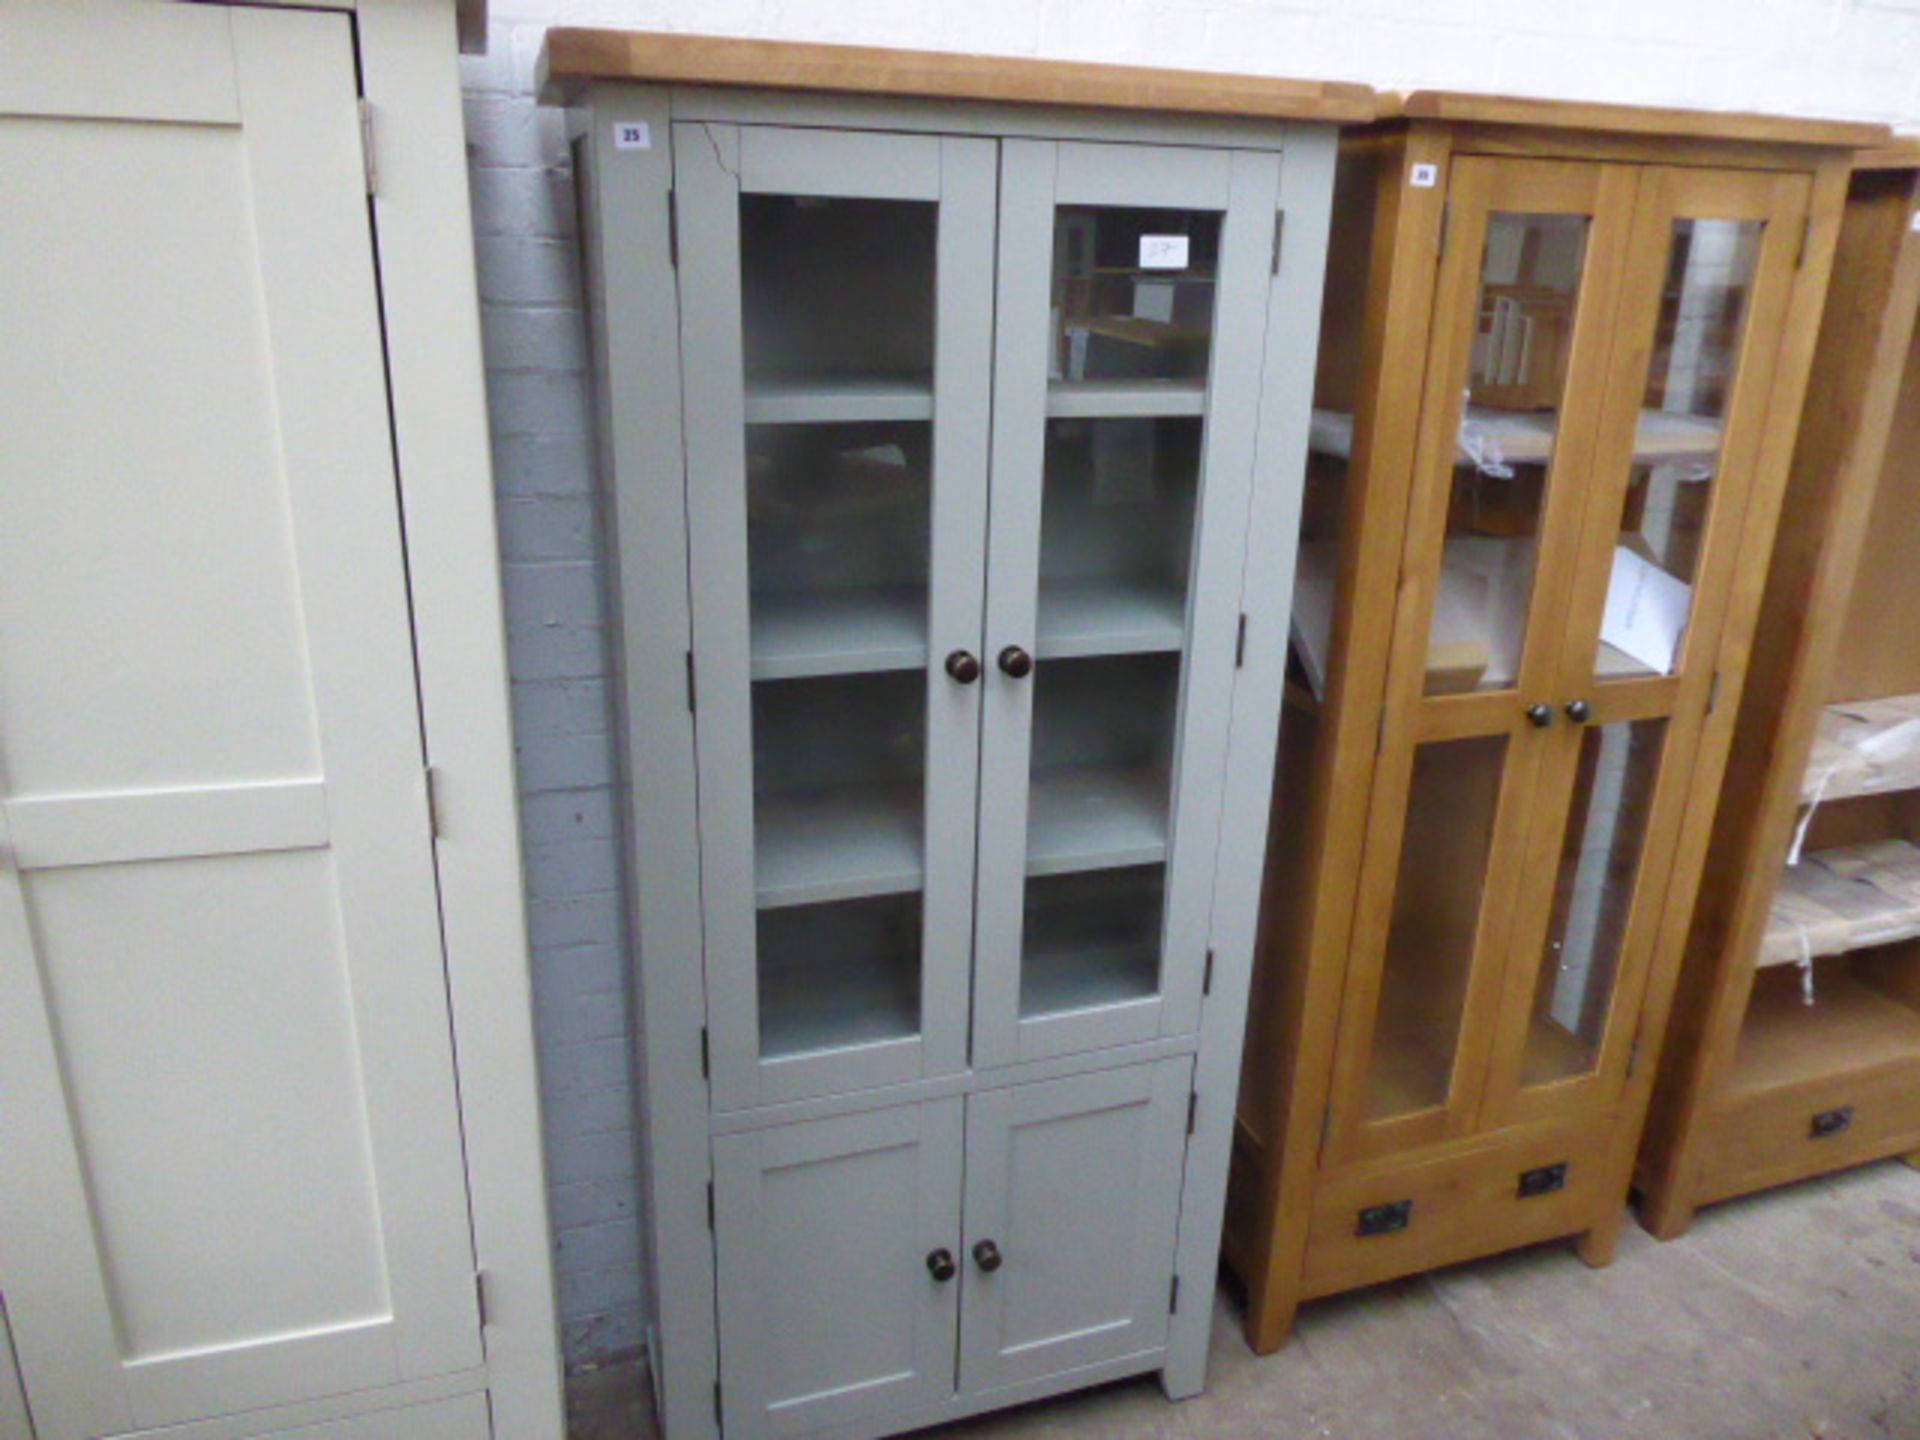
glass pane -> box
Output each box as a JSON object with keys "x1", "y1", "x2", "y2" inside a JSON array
[
  {"x1": 738, "y1": 192, "x2": 941, "y2": 1066},
  {"x1": 1365, "y1": 735, "x2": 1508, "y2": 1120},
  {"x1": 1523, "y1": 718, "x2": 1668, "y2": 1085},
  {"x1": 1427, "y1": 212, "x2": 1591, "y2": 696},
  {"x1": 1596, "y1": 219, "x2": 1762, "y2": 680},
  {"x1": 1051, "y1": 207, "x2": 1221, "y2": 384},
  {"x1": 1022, "y1": 866, "x2": 1165, "y2": 1019}
]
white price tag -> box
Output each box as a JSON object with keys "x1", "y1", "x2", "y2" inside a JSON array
[
  {"x1": 1911, "y1": 209, "x2": 1920, "y2": 232},
  {"x1": 612, "y1": 121, "x2": 652, "y2": 151},
  {"x1": 1409, "y1": 162, "x2": 1439, "y2": 188},
  {"x1": 1139, "y1": 234, "x2": 1190, "y2": 270}
]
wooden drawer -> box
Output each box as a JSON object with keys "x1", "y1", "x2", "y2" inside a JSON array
[
  {"x1": 1697, "y1": 1061, "x2": 1920, "y2": 1206},
  {"x1": 1301, "y1": 1122, "x2": 1616, "y2": 1300}
]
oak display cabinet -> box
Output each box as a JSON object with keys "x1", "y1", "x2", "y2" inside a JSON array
[
  {"x1": 544, "y1": 31, "x2": 1370, "y2": 1440},
  {"x1": 1637, "y1": 145, "x2": 1920, "y2": 1237},
  {"x1": 1225, "y1": 92, "x2": 1885, "y2": 1351}
]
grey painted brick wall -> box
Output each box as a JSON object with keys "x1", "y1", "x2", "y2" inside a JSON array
[{"x1": 459, "y1": 0, "x2": 1920, "y2": 1372}]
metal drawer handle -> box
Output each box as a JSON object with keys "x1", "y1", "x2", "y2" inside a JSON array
[
  {"x1": 972, "y1": 1238, "x2": 1004, "y2": 1272},
  {"x1": 1810, "y1": 1106, "x2": 1853, "y2": 1138},
  {"x1": 926, "y1": 1248, "x2": 957, "y2": 1282}
]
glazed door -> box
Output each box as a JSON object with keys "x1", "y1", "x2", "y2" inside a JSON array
[
  {"x1": 1323, "y1": 157, "x2": 1642, "y2": 1166},
  {"x1": 972, "y1": 140, "x2": 1281, "y2": 1068},
  {"x1": 675, "y1": 124, "x2": 997, "y2": 1109},
  {"x1": 1482, "y1": 166, "x2": 1812, "y2": 1128}
]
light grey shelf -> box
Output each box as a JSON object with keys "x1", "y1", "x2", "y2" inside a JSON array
[
  {"x1": 1020, "y1": 937, "x2": 1160, "y2": 1019},
  {"x1": 744, "y1": 377, "x2": 935, "y2": 425},
  {"x1": 1026, "y1": 765, "x2": 1169, "y2": 877},
  {"x1": 751, "y1": 586, "x2": 928, "y2": 680},
  {"x1": 1046, "y1": 379, "x2": 1207, "y2": 419},
  {"x1": 1036, "y1": 577, "x2": 1185, "y2": 660},
  {"x1": 758, "y1": 944, "x2": 920, "y2": 1060},
  {"x1": 755, "y1": 781, "x2": 923, "y2": 908}
]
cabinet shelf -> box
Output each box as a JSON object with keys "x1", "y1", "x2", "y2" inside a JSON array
[
  {"x1": 755, "y1": 782, "x2": 922, "y2": 908},
  {"x1": 758, "y1": 942, "x2": 920, "y2": 1060},
  {"x1": 1026, "y1": 765, "x2": 1169, "y2": 876},
  {"x1": 1036, "y1": 577, "x2": 1186, "y2": 659},
  {"x1": 1731, "y1": 966, "x2": 1920, "y2": 1099},
  {"x1": 1047, "y1": 379, "x2": 1207, "y2": 419},
  {"x1": 1760, "y1": 837, "x2": 1920, "y2": 968},
  {"x1": 1020, "y1": 938, "x2": 1159, "y2": 1018},
  {"x1": 1309, "y1": 405, "x2": 1723, "y2": 467},
  {"x1": 1801, "y1": 694, "x2": 1920, "y2": 804},
  {"x1": 751, "y1": 587, "x2": 928, "y2": 679},
  {"x1": 744, "y1": 377, "x2": 935, "y2": 425}
]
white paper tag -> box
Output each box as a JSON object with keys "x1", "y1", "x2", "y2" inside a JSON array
[
  {"x1": 612, "y1": 121, "x2": 652, "y2": 151},
  {"x1": 1601, "y1": 545, "x2": 1692, "y2": 674},
  {"x1": 1410, "y1": 162, "x2": 1440, "y2": 188},
  {"x1": 1139, "y1": 234, "x2": 1190, "y2": 270},
  {"x1": 1911, "y1": 208, "x2": 1920, "y2": 232}
]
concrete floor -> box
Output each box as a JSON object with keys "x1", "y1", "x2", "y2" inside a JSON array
[{"x1": 569, "y1": 1160, "x2": 1920, "y2": 1440}]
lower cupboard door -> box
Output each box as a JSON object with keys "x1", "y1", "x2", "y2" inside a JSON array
[
  {"x1": 959, "y1": 1059, "x2": 1193, "y2": 1392},
  {"x1": 712, "y1": 1100, "x2": 963, "y2": 1439}
]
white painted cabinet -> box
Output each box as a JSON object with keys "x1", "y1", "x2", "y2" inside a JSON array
[
  {"x1": 0, "y1": 4, "x2": 562, "y2": 1438},
  {"x1": 557, "y1": 34, "x2": 1343, "y2": 1440}
]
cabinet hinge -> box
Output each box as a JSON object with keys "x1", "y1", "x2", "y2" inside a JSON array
[
  {"x1": 1187, "y1": 1091, "x2": 1199, "y2": 1136},
  {"x1": 1627, "y1": 1014, "x2": 1647, "y2": 1080},
  {"x1": 1235, "y1": 613, "x2": 1248, "y2": 668},
  {"x1": 1202, "y1": 948, "x2": 1215, "y2": 997},
  {"x1": 1707, "y1": 669, "x2": 1722, "y2": 715},
  {"x1": 1320, "y1": 1101, "x2": 1334, "y2": 1153},
  {"x1": 474, "y1": 1270, "x2": 490, "y2": 1327},
  {"x1": 699, "y1": 1025, "x2": 711, "y2": 1079},
  {"x1": 685, "y1": 650, "x2": 697, "y2": 712},
  {"x1": 1436, "y1": 200, "x2": 1449, "y2": 262},
  {"x1": 1169, "y1": 1274, "x2": 1181, "y2": 1313},
  {"x1": 423, "y1": 765, "x2": 445, "y2": 841},
  {"x1": 1796, "y1": 213, "x2": 1813, "y2": 269},
  {"x1": 1270, "y1": 210, "x2": 1286, "y2": 275},
  {"x1": 358, "y1": 98, "x2": 378, "y2": 197},
  {"x1": 668, "y1": 190, "x2": 680, "y2": 269},
  {"x1": 714, "y1": 1379, "x2": 723, "y2": 1428},
  {"x1": 706, "y1": 1179, "x2": 716, "y2": 1230}
]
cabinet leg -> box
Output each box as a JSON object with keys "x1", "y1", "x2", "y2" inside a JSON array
[
  {"x1": 1576, "y1": 1211, "x2": 1625, "y2": 1269},
  {"x1": 1635, "y1": 1187, "x2": 1696, "y2": 1242},
  {"x1": 1243, "y1": 1285, "x2": 1299, "y2": 1355},
  {"x1": 1902, "y1": 1151, "x2": 1920, "y2": 1172}
]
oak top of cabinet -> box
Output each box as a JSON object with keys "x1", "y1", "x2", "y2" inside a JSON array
[
  {"x1": 1385, "y1": 90, "x2": 1888, "y2": 149},
  {"x1": 537, "y1": 29, "x2": 1380, "y2": 123}
]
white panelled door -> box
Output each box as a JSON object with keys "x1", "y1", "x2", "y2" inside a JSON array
[{"x1": 0, "y1": 4, "x2": 481, "y2": 1437}]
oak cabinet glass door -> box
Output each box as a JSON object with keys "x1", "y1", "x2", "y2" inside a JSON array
[
  {"x1": 1325, "y1": 157, "x2": 1811, "y2": 1163},
  {"x1": 678, "y1": 125, "x2": 996, "y2": 1109},
  {"x1": 972, "y1": 141, "x2": 1283, "y2": 1068}
]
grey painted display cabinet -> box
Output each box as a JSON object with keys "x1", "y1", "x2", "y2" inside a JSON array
[{"x1": 544, "y1": 30, "x2": 1364, "y2": 1440}]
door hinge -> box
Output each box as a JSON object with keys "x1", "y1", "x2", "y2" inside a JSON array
[
  {"x1": 1796, "y1": 213, "x2": 1813, "y2": 269},
  {"x1": 685, "y1": 650, "x2": 697, "y2": 712},
  {"x1": 423, "y1": 765, "x2": 445, "y2": 840},
  {"x1": 668, "y1": 189, "x2": 680, "y2": 269},
  {"x1": 699, "y1": 1025, "x2": 711, "y2": 1078},
  {"x1": 1187, "y1": 1091, "x2": 1199, "y2": 1136},
  {"x1": 1270, "y1": 210, "x2": 1286, "y2": 275},
  {"x1": 1202, "y1": 948, "x2": 1215, "y2": 997},
  {"x1": 1320, "y1": 1101, "x2": 1334, "y2": 1152},
  {"x1": 358, "y1": 98, "x2": 378, "y2": 197},
  {"x1": 1169, "y1": 1274, "x2": 1181, "y2": 1313},
  {"x1": 706, "y1": 1179, "x2": 716, "y2": 1230},
  {"x1": 474, "y1": 1270, "x2": 491, "y2": 1327},
  {"x1": 1436, "y1": 199, "x2": 1449, "y2": 262},
  {"x1": 1235, "y1": 613, "x2": 1248, "y2": 668},
  {"x1": 714, "y1": 1379, "x2": 723, "y2": 1428},
  {"x1": 1707, "y1": 669, "x2": 1722, "y2": 715},
  {"x1": 1626, "y1": 1015, "x2": 1646, "y2": 1080}
]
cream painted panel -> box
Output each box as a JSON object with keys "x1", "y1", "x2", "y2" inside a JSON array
[
  {"x1": 0, "y1": 116, "x2": 320, "y2": 798},
  {"x1": 24, "y1": 851, "x2": 388, "y2": 1361}
]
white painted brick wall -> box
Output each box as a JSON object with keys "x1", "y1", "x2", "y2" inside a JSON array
[{"x1": 459, "y1": 0, "x2": 1920, "y2": 1370}]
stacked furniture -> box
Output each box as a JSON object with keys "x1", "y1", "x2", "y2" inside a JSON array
[
  {"x1": 1225, "y1": 92, "x2": 1885, "y2": 1352},
  {"x1": 0, "y1": 2, "x2": 563, "y2": 1438},
  {"x1": 1638, "y1": 142, "x2": 1920, "y2": 1237},
  {"x1": 543, "y1": 30, "x2": 1370, "y2": 1440}
]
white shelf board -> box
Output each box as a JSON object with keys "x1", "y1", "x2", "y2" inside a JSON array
[
  {"x1": 751, "y1": 586, "x2": 927, "y2": 680},
  {"x1": 1046, "y1": 379, "x2": 1207, "y2": 419},
  {"x1": 1309, "y1": 405, "x2": 1724, "y2": 467},
  {"x1": 744, "y1": 377, "x2": 934, "y2": 425},
  {"x1": 758, "y1": 946, "x2": 920, "y2": 1060},
  {"x1": 1019, "y1": 938, "x2": 1160, "y2": 1019},
  {"x1": 1026, "y1": 765, "x2": 1169, "y2": 877},
  {"x1": 1802, "y1": 694, "x2": 1920, "y2": 804},
  {"x1": 1036, "y1": 577, "x2": 1186, "y2": 660},
  {"x1": 755, "y1": 781, "x2": 923, "y2": 908},
  {"x1": 1761, "y1": 837, "x2": 1920, "y2": 968}
]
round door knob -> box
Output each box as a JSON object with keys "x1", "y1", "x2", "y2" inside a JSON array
[
  {"x1": 1525, "y1": 703, "x2": 1555, "y2": 728},
  {"x1": 997, "y1": 645, "x2": 1034, "y2": 680},
  {"x1": 945, "y1": 650, "x2": 982, "y2": 685},
  {"x1": 1565, "y1": 698, "x2": 1592, "y2": 724},
  {"x1": 972, "y1": 1238, "x2": 1003, "y2": 1273},
  {"x1": 926, "y1": 1248, "x2": 957, "y2": 1283}
]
